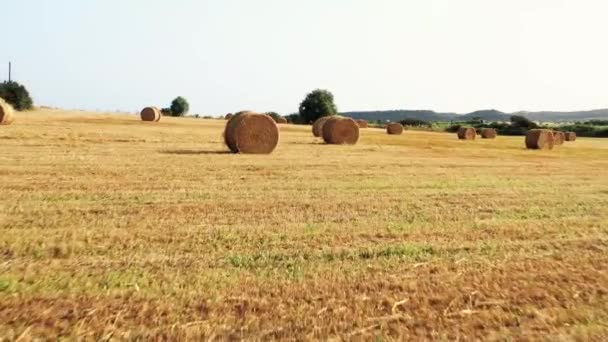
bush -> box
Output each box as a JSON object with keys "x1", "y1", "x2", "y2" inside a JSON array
[
  {"x1": 285, "y1": 113, "x2": 306, "y2": 124},
  {"x1": 265, "y1": 112, "x2": 283, "y2": 123},
  {"x1": 445, "y1": 124, "x2": 461, "y2": 133},
  {"x1": 161, "y1": 108, "x2": 172, "y2": 116},
  {"x1": 0, "y1": 81, "x2": 33, "y2": 111},
  {"x1": 400, "y1": 118, "x2": 431, "y2": 127},
  {"x1": 170, "y1": 97, "x2": 189, "y2": 117},
  {"x1": 510, "y1": 115, "x2": 538, "y2": 129},
  {"x1": 298, "y1": 89, "x2": 338, "y2": 124}
]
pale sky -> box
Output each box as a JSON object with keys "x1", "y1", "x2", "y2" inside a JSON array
[{"x1": 2, "y1": 0, "x2": 607, "y2": 115}]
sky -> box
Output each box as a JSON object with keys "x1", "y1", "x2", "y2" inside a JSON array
[{"x1": 2, "y1": 0, "x2": 607, "y2": 115}]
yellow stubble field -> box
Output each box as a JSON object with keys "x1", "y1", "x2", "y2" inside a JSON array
[{"x1": 0, "y1": 109, "x2": 607, "y2": 340}]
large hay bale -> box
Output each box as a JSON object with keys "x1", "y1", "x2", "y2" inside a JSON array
[
  {"x1": 0, "y1": 98, "x2": 15, "y2": 125},
  {"x1": 312, "y1": 116, "x2": 333, "y2": 137},
  {"x1": 552, "y1": 131, "x2": 565, "y2": 146},
  {"x1": 224, "y1": 112, "x2": 279, "y2": 154},
  {"x1": 356, "y1": 119, "x2": 368, "y2": 128},
  {"x1": 322, "y1": 116, "x2": 359, "y2": 145},
  {"x1": 387, "y1": 123, "x2": 404, "y2": 135},
  {"x1": 225, "y1": 113, "x2": 233, "y2": 120},
  {"x1": 480, "y1": 128, "x2": 497, "y2": 139},
  {"x1": 565, "y1": 132, "x2": 577, "y2": 142},
  {"x1": 140, "y1": 107, "x2": 161, "y2": 122},
  {"x1": 457, "y1": 127, "x2": 476, "y2": 140},
  {"x1": 525, "y1": 129, "x2": 554, "y2": 150}
]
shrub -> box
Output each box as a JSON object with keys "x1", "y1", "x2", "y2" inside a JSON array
[
  {"x1": 0, "y1": 81, "x2": 33, "y2": 111},
  {"x1": 400, "y1": 118, "x2": 431, "y2": 127},
  {"x1": 445, "y1": 124, "x2": 461, "y2": 133}
]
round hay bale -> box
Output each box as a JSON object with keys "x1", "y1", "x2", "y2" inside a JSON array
[
  {"x1": 552, "y1": 131, "x2": 565, "y2": 146},
  {"x1": 225, "y1": 113, "x2": 233, "y2": 120},
  {"x1": 276, "y1": 116, "x2": 288, "y2": 124},
  {"x1": 387, "y1": 123, "x2": 404, "y2": 135},
  {"x1": 0, "y1": 98, "x2": 15, "y2": 125},
  {"x1": 140, "y1": 107, "x2": 161, "y2": 122},
  {"x1": 525, "y1": 129, "x2": 554, "y2": 150},
  {"x1": 565, "y1": 132, "x2": 577, "y2": 142},
  {"x1": 312, "y1": 116, "x2": 333, "y2": 137},
  {"x1": 480, "y1": 128, "x2": 497, "y2": 139},
  {"x1": 322, "y1": 116, "x2": 359, "y2": 145},
  {"x1": 457, "y1": 127, "x2": 476, "y2": 140},
  {"x1": 224, "y1": 112, "x2": 279, "y2": 154},
  {"x1": 356, "y1": 119, "x2": 368, "y2": 128}
]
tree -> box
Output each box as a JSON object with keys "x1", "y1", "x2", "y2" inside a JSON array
[
  {"x1": 170, "y1": 97, "x2": 189, "y2": 117},
  {"x1": 510, "y1": 115, "x2": 537, "y2": 129},
  {"x1": 0, "y1": 81, "x2": 33, "y2": 111},
  {"x1": 298, "y1": 89, "x2": 338, "y2": 124}
]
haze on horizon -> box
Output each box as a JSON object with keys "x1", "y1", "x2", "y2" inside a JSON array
[{"x1": 2, "y1": 0, "x2": 606, "y2": 116}]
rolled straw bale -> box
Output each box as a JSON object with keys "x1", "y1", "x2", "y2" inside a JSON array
[
  {"x1": 312, "y1": 116, "x2": 332, "y2": 137},
  {"x1": 525, "y1": 129, "x2": 554, "y2": 150},
  {"x1": 224, "y1": 112, "x2": 279, "y2": 154},
  {"x1": 276, "y1": 116, "x2": 288, "y2": 124},
  {"x1": 480, "y1": 128, "x2": 497, "y2": 139},
  {"x1": 564, "y1": 132, "x2": 577, "y2": 142},
  {"x1": 457, "y1": 127, "x2": 476, "y2": 140},
  {"x1": 140, "y1": 107, "x2": 161, "y2": 122},
  {"x1": 356, "y1": 119, "x2": 368, "y2": 128},
  {"x1": 387, "y1": 123, "x2": 404, "y2": 135},
  {"x1": 552, "y1": 131, "x2": 565, "y2": 146},
  {"x1": 322, "y1": 116, "x2": 359, "y2": 145},
  {"x1": 225, "y1": 113, "x2": 234, "y2": 120},
  {"x1": 0, "y1": 98, "x2": 15, "y2": 125}
]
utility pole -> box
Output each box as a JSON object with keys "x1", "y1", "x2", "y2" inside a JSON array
[{"x1": 8, "y1": 62, "x2": 11, "y2": 82}]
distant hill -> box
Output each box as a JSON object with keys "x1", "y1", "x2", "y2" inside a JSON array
[{"x1": 342, "y1": 108, "x2": 608, "y2": 123}]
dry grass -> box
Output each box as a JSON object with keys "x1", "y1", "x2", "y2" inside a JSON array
[{"x1": 1, "y1": 109, "x2": 608, "y2": 340}]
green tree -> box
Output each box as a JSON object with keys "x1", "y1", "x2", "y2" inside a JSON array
[
  {"x1": 170, "y1": 97, "x2": 189, "y2": 117},
  {"x1": 0, "y1": 81, "x2": 33, "y2": 111},
  {"x1": 298, "y1": 89, "x2": 338, "y2": 124},
  {"x1": 510, "y1": 115, "x2": 537, "y2": 129}
]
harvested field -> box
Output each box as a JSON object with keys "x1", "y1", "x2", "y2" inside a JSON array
[{"x1": 0, "y1": 109, "x2": 607, "y2": 340}]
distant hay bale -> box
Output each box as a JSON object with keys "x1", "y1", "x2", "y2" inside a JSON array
[
  {"x1": 457, "y1": 127, "x2": 476, "y2": 140},
  {"x1": 525, "y1": 129, "x2": 554, "y2": 150},
  {"x1": 552, "y1": 131, "x2": 565, "y2": 145},
  {"x1": 140, "y1": 107, "x2": 161, "y2": 122},
  {"x1": 276, "y1": 116, "x2": 288, "y2": 124},
  {"x1": 322, "y1": 116, "x2": 359, "y2": 145},
  {"x1": 225, "y1": 113, "x2": 233, "y2": 120},
  {"x1": 0, "y1": 99, "x2": 15, "y2": 125},
  {"x1": 356, "y1": 119, "x2": 368, "y2": 128},
  {"x1": 565, "y1": 132, "x2": 577, "y2": 142},
  {"x1": 480, "y1": 128, "x2": 497, "y2": 139},
  {"x1": 312, "y1": 116, "x2": 333, "y2": 137},
  {"x1": 387, "y1": 123, "x2": 404, "y2": 135},
  {"x1": 224, "y1": 112, "x2": 279, "y2": 154}
]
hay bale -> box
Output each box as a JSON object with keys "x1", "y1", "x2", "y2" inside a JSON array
[
  {"x1": 276, "y1": 116, "x2": 288, "y2": 124},
  {"x1": 457, "y1": 127, "x2": 476, "y2": 140},
  {"x1": 552, "y1": 131, "x2": 565, "y2": 146},
  {"x1": 322, "y1": 116, "x2": 359, "y2": 145},
  {"x1": 356, "y1": 119, "x2": 368, "y2": 128},
  {"x1": 224, "y1": 112, "x2": 279, "y2": 154},
  {"x1": 0, "y1": 98, "x2": 15, "y2": 125},
  {"x1": 480, "y1": 128, "x2": 497, "y2": 139},
  {"x1": 225, "y1": 113, "x2": 233, "y2": 120},
  {"x1": 312, "y1": 116, "x2": 333, "y2": 137},
  {"x1": 525, "y1": 129, "x2": 554, "y2": 150},
  {"x1": 387, "y1": 123, "x2": 404, "y2": 135},
  {"x1": 565, "y1": 132, "x2": 577, "y2": 142},
  {"x1": 140, "y1": 107, "x2": 161, "y2": 122}
]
